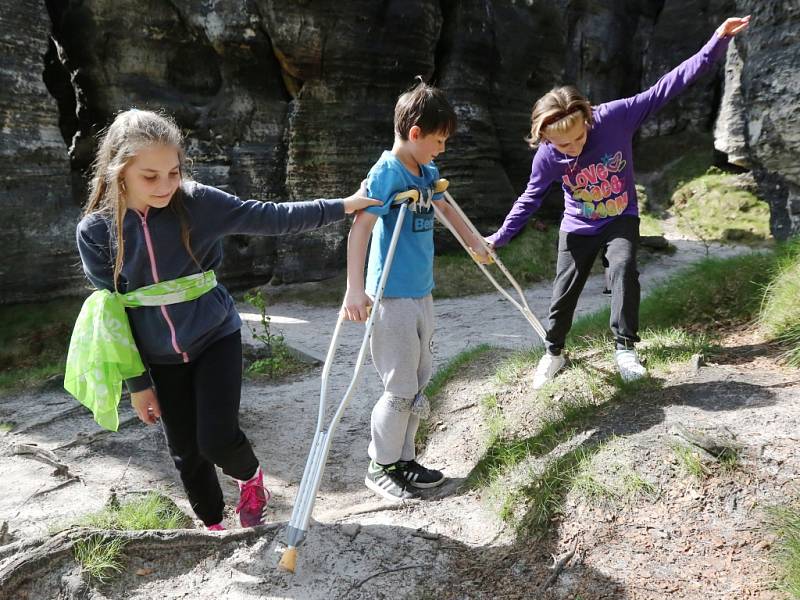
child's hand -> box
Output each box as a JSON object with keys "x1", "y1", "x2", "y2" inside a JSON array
[
  {"x1": 343, "y1": 288, "x2": 372, "y2": 322},
  {"x1": 343, "y1": 189, "x2": 383, "y2": 214},
  {"x1": 716, "y1": 15, "x2": 750, "y2": 37},
  {"x1": 469, "y1": 236, "x2": 493, "y2": 264},
  {"x1": 131, "y1": 388, "x2": 161, "y2": 425}
]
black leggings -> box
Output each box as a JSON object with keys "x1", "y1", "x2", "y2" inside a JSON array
[
  {"x1": 149, "y1": 330, "x2": 258, "y2": 525},
  {"x1": 545, "y1": 216, "x2": 641, "y2": 355}
]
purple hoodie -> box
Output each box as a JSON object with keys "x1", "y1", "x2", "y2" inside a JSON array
[{"x1": 487, "y1": 32, "x2": 731, "y2": 246}]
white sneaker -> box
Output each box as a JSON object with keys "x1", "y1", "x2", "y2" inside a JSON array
[
  {"x1": 615, "y1": 349, "x2": 647, "y2": 382},
  {"x1": 532, "y1": 353, "x2": 567, "y2": 389}
]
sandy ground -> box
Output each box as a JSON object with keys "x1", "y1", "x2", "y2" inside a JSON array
[{"x1": 2, "y1": 236, "x2": 784, "y2": 599}]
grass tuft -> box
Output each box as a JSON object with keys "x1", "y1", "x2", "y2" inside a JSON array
[
  {"x1": 759, "y1": 238, "x2": 800, "y2": 366},
  {"x1": 74, "y1": 535, "x2": 126, "y2": 583},
  {"x1": 766, "y1": 505, "x2": 800, "y2": 597},
  {"x1": 78, "y1": 492, "x2": 192, "y2": 531},
  {"x1": 670, "y1": 443, "x2": 710, "y2": 479}
]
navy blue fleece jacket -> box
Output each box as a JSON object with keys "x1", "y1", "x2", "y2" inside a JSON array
[{"x1": 76, "y1": 181, "x2": 346, "y2": 393}]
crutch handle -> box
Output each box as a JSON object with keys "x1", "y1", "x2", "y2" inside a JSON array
[
  {"x1": 434, "y1": 178, "x2": 450, "y2": 193},
  {"x1": 393, "y1": 189, "x2": 420, "y2": 204}
]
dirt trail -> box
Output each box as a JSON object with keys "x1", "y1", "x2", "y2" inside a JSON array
[{"x1": 1, "y1": 237, "x2": 781, "y2": 599}]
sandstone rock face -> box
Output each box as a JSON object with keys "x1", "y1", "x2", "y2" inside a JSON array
[
  {"x1": 0, "y1": 3, "x2": 79, "y2": 303},
  {"x1": 715, "y1": 0, "x2": 800, "y2": 240},
  {"x1": 1, "y1": 0, "x2": 797, "y2": 303},
  {"x1": 638, "y1": 0, "x2": 733, "y2": 138}
]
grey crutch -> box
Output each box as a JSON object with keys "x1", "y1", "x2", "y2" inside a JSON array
[{"x1": 278, "y1": 187, "x2": 422, "y2": 573}]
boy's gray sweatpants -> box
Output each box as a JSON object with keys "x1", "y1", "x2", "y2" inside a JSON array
[{"x1": 368, "y1": 295, "x2": 434, "y2": 465}]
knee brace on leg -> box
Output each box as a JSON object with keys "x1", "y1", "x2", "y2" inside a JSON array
[
  {"x1": 378, "y1": 392, "x2": 414, "y2": 413},
  {"x1": 410, "y1": 392, "x2": 430, "y2": 420}
]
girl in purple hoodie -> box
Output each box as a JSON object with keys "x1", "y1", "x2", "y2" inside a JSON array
[{"x1": 486, "y1": 16, "x2": 750, "y2": 388}]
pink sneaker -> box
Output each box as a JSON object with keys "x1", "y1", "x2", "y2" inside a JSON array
[
  {"x1": 207, "y1": 523, "x2": 225, "y2": 532},
  {"x1": 236, "y1": 467, "x2": 271, "y2": 527}
]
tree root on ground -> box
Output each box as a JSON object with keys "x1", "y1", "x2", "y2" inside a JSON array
[{"x1": 0, "y1": 524, "x2": 280, "y2": 598}]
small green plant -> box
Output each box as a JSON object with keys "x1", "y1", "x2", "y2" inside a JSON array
[
  {"x1": 79, "y1": 492, "x2": 192, "y2": 531},
  {"x1": 717, "y1": 447, "x2": 741, "y2": 472},
  {"x1": 480, "y1": 393, "x2": 506, "y2": 445},
  {"x1": 671, "y1": 443, "x2": 709, "y2": 479},
  {"x1": 243, "y1": 290, "x2": 306, "y2": 379},
  {"x1": 0, "y1": 421, "x2": 13, "y2": 433},
  {"x1": 621, "y1": 471, "x2": 658, "y2": 499},
  {"x1": 74, "y1": 535, "x2": 126, "y2": 583}
]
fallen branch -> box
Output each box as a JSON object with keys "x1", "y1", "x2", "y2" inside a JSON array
[
  {"x1": 329, "y1": 498, "x2": 422, "y2": 522},
  {"x1": 538, "y1": 539, "x2": 578, "y2": 593},
  {"x1": 350, "y1": 564, "x2": 426, "y2": 591},
  {"x1": 29, "y1": 477, "x2": 80, "y2": 499},
  {"x1": 5, "y1": 444, "x2": 73, "y2": 478},
  {"x1": 447, "y1": 402, "x2": 477, "y2": 413},
  {"x1": 0, "y1": 524, "x2": 280, "y2": 597}
]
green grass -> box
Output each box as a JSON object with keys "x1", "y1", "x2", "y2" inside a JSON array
[
  {"x1": 639, "y1": 213, "x2": 665, "y2": 237},
  {"x1": 670, "y1": 443, "x2": 710, "y2": 479},
  {"x1": 759, "y1": 238, "x2": 800, "y2": 366},
  {"x1": 767, "y1": 505, "x2": 800, "y2": 597},
  {"x1": 634, "y1": 132, "x2": 716, "y2": 208},
  {"x1": 673, "y1": 170, "x2": 771, "y2": 243},
  {"x1": 78, "y1": 492, "x2": 192, "y2": 531},
  {"x1": 569, "y1": 251, "x2": 776, "y2": 347},
  {"x1": 0, "y1": 297, "x2": 83, "y2": 392},
  {"x1": 493, "y1": 348, "x2": 544, "y2": 386},
  {"x1": 0, "y1": 421, "x2": 14, "y2": 432},
  {"x1": 452, "y1": 249, "x2": 782, "y2": 538},
  {"x1": 481, "y1": 393, "x2": 506, "y2": 442},
  {"x1": 74, "y1": 535, "x2": 126, "y2": 583},
  {"x1": 637, "y1": 328, "x2": 716, "y2": 369},
  {"x1": 433, "y1": 226, "x2": 558, "y2": 298},
  {"x1": 509, "y1": 444, "x2": 600, "y2": 536}
]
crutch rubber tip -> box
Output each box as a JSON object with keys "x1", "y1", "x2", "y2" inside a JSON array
[{"x1": 278, "y1": 547, "x2": 298, "y2": 573}]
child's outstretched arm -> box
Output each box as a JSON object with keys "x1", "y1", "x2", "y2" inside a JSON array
[
  {"x1": 201, "y1": 184, "x2": 380, "y2": 237},
  {"x1": 611, "y1": 16, "x2": 750, "y2": 131},
  {"x1": 343, "y1": 210, "x2": 378, "y2": 322},
  {"x1": 485, "y1": 146, "x2": 559, "y2": 249}
]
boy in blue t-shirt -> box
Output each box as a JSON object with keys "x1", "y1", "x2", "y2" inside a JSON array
[{"x1": 344, "y1": 79, "x2": 489, "y2": 501}]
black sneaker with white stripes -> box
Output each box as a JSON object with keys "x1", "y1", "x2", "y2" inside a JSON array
[
  {"x1": 398, "y1": 460, "x2": 445, "y2": 489},
  {"x1": 364, "y1": 461, "x2": 418, "y2": 501}
]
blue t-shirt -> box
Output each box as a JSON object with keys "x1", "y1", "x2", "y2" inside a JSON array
[{"x1": 365, "y1": 151, "x2": 444, "y2": 298}]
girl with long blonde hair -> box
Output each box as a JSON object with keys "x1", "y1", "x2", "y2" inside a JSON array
[{"x1": 72, "y1": 108, "x2": 378, "y2": 530}]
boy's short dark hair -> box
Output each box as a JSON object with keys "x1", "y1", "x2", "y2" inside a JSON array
[{"x1": 394, "y1": 77, "x2": 457, "y2": 140}]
